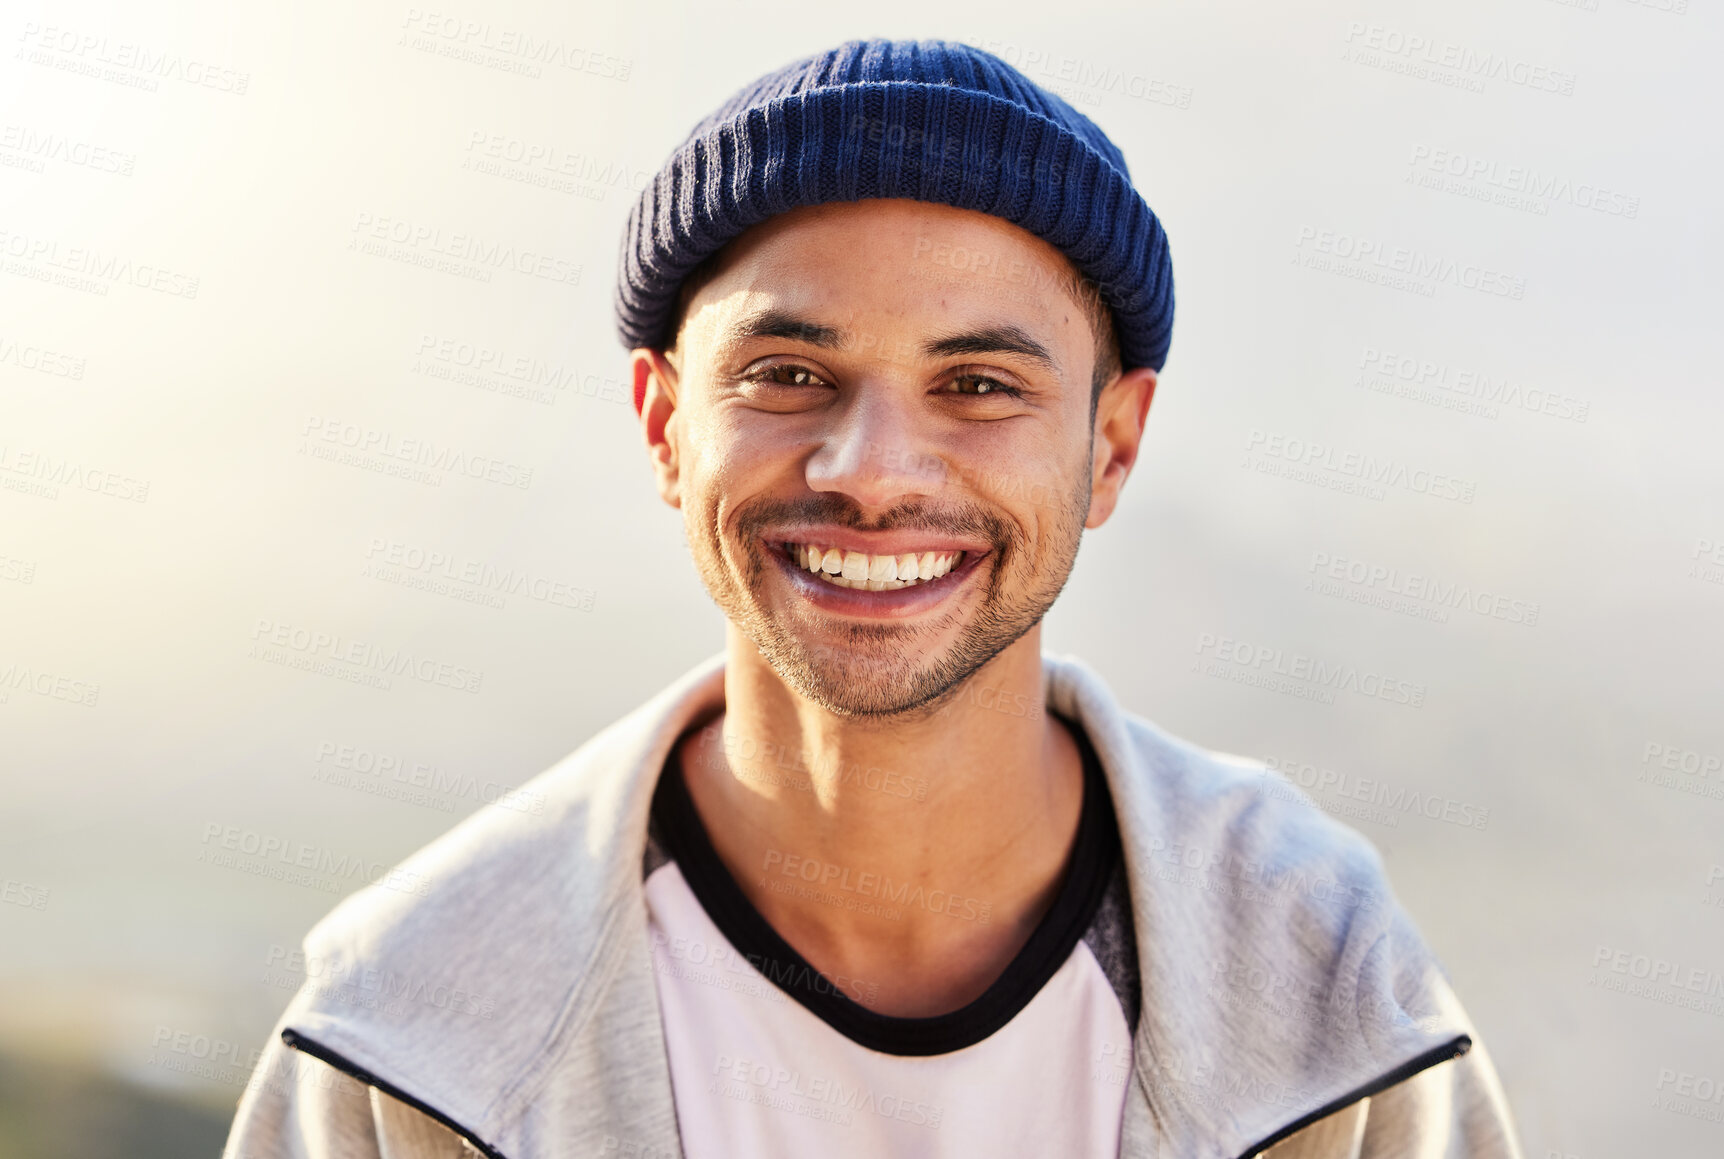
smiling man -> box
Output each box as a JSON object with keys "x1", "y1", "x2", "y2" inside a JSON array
[{"x1": 225, "y1": 38, "x2": 1522, "y2": 1159}]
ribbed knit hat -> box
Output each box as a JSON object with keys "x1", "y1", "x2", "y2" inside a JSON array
[{"x1": 615, "y1": 38, "x2": 1174, "y2": 408}]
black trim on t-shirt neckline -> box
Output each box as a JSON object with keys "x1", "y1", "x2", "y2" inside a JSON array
[{"x1": 649, "y1": 714, "x2": 1121, "y2": 1057}]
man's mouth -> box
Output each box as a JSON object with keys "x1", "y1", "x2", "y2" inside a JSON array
[{"x1": 780, "y1": 542, "x2": 967, "y2": 592}]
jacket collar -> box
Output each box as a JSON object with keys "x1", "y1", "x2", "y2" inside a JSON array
[
  {"x1": 280, "y1": 652, "x2": 1469, "y2": 1158},
  {"x1": 1043, "y1": 654, "x2": 1470, "y2": 1157}
]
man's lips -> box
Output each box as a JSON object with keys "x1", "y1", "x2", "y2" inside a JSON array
[
  {"x1": 769, "y1": 526, "x2": 994, "y2": 559},
  {"x1": 764, "y1": 533, "x2": 990, "y2": 612},
  {"x1": 770, "y1": 525, "x2": 991, "y2": 589}
]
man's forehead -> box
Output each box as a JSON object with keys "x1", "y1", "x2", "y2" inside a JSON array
[{"x1": 686, "y1": 203, "x2": 1088, "y2": 369}]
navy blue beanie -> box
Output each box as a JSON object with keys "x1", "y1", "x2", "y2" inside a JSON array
[{"x1": 615, "y1": 38, "x2": 1174, "y2": 402}]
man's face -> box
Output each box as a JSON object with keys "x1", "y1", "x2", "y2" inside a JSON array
[{"x1": 644, "y1": 199, "x2": 1128, "y2": 718}]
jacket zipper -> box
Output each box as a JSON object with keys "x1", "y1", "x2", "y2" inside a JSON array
[
  {"x1": 1234, "y1": 1035, "x2": 1473, "y2": 1159},
  {"x1": 282, "y1": 1028, "x2": 508, "y2": 1159}
]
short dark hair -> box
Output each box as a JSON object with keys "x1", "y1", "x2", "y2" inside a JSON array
[{"x1": 663, "y1": 246, "x2": 1123, "y2": 405}]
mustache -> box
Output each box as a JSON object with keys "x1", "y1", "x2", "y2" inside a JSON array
[{"x1": 734, "y1": 494, "x2": 1017, "y2": 550}]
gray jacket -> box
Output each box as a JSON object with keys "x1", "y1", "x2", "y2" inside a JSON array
[{"x1": 223, "y1": 654, "x2": 1523, "y2": 1159}]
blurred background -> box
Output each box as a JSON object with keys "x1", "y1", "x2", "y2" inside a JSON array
[{"x1": 2, "y1": 0, "x2": 1720, "y2": 1154}]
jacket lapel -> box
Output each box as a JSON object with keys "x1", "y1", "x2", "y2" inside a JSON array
[
  {"x1": 1043, "y1": 654, "x2": 1470, "y2": 1159},
  {"x1": 278, "y1": 655, "x2": 727, "y2": 1157}
]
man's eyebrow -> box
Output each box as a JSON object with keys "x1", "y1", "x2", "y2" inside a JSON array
[
  {"x1": 730, "y1": 308, "x2": 845, "y2": 348},
  {"x1": 922, "y1": 325, "x2": 1060, "y2": 374}
]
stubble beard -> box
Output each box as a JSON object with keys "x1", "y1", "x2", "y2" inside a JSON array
[{"x1": 687, "y1": 477, "x2": 1092, "y2": 720}]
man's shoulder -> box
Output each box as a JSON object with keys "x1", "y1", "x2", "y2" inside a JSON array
[
  {"x1": 1121, "y1": 712, "x2": 1386, "y2": 873},
  {"x1": 1048, "y1": 653, "x2": 1392, "y2": 901},
  {"x1": 297, "y1": 657, "x2": 725, "y2": 969},
  {"x1": 301, "y1": 715, "x2": 634, "y2": 964}
]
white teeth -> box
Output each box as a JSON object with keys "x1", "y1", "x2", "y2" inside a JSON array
[{"x1": 789, "y1": 544, "x2": 966, "y2": 591}]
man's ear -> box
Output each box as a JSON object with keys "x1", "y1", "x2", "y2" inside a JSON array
[
  {"x1": 632, "y1": 347, "x2": 683, "y2": 508},
  {"x1": 1086, "y1": 366, "x2": 1157, "y2": 529}
]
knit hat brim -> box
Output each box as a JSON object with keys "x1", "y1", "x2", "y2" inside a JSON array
[{"x1": 616, "y1": 80, "x2": 1173, "y2": 386}]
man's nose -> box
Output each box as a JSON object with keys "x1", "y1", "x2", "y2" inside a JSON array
[{"x1": 804, "y1": 387, "x2": 947, "y2": 511}]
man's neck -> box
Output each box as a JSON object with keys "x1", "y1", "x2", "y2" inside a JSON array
[{"x1": 675, "y1": 623, "x2": 1086, "y2": 1017}]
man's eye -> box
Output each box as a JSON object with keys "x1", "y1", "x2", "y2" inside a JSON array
[
  {"x1": 945, "y1": 374, "x2": 1020, "y2": 397},
  {"x1": 751, "y1": 364, "x2": 827, "y2": 387}
]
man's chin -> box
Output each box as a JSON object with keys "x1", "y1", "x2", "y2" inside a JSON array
[{"x1": 763, "y1": 641, "x2": 962, "y2": 719}]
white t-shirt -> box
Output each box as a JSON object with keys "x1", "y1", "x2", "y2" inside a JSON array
[{"x1": 642, "y1": 720, "x2": 1140, "y2": 1159}]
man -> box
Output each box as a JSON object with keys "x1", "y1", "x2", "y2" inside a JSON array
[{"x1": 225, "y1": 38, "x2": 1522, "y2": 1159}]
